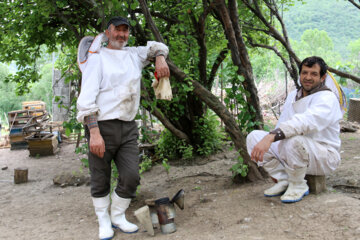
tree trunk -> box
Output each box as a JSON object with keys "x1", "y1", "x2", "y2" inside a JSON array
[{"x1": 212, "y1": 0, "x2": 264, "y2": 127}]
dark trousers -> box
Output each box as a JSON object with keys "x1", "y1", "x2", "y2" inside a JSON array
[{"x1": 86, "y1": 120, "x2": 140, "y2": 198}]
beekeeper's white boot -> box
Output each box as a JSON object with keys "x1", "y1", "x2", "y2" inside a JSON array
[
  {"x1": 264, "y1": 180, "x2": 289, "y2": 197},
  {"x1": 281, "y1": 167, "x2": 309, "y2": 203},
  {"x1": 92, "y1": 195, "x2": 114, "y2": 240},
  {"x1": 263, "y1": 159, "x2": 288, "y2": 197},
  {"x1": 111, "y1": 191, "x2": 139, "y2": 233}
]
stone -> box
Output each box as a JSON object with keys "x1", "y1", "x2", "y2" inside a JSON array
[{"x1": 53, "y1": 172, "x2": 90, "y2": 187}]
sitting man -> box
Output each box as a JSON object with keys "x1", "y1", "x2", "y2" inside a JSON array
[{"x1": 246, "y1": 56, "x2": 343, "y2": 203}]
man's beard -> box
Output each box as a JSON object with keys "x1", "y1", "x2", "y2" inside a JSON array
[{"x1": 109, "y1": 39, "x2": 128, "y2": 49}]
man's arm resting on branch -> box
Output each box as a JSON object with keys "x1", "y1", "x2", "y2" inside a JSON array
[
  {"x1": 85, "y1": 114, "x2": 105, "y2": 158},
  {"x1": 155, "y1": 55, "x2": 170, "y2": 79}
]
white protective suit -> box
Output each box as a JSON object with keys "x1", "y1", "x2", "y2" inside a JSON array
[
  {"x1": 247, "y1": 89, "x2": 343, "y2": 178},
  {"x1": 76, "y1": 33, "x2": 169, "y2": 123}
]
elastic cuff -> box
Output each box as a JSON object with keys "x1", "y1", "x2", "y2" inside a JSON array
[
  {"x1": 155, "y1": 51, "x2": 166, "y2": 57},
  {"x1": 270, "y1": 128, "x2": 285, "y2": 142}
]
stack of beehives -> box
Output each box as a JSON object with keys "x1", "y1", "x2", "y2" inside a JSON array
[{"x1": 8, "y1": 109, "x2": 43, "y2": 150}]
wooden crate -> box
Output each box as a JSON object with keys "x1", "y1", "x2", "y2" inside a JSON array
[{"x1": 27, "y1": 134, "x2": 58, "y2": 156}]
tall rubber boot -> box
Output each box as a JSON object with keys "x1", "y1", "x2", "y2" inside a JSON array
[
  {"x1": 263, "y1": 158, "x2": 288, "y2": 197},
  {"x1": 111, "y1": 191, "x2": 139, "y2": 233},
  {"x1": 281, "y1": 167, "x2": 309, "y2": 203},
  {"x1": 92, "y1": 195, "x2": 114, "y2": 240}
]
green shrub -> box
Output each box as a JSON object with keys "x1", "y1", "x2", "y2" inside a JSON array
[
  {"x1": 156, "y1": 110, "x2": 224, "y2": 160},
  {"x1": 193, "y1": 110, "x2": 224, "y2": 156},
  {"x1": 156, "y1": 129, "x2": 192, "y2": 160}
]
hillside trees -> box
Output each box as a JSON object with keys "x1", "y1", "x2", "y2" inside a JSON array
[{"x1": 238, "y1": 0, "x2": 360, "y2": 85}]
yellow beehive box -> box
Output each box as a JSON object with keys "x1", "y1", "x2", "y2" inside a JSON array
[{"x1": 22, "y1": 101, "x2": 46, "y2": 116}]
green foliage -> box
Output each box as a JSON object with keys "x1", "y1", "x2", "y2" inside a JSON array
[
  {"x1": 139, "y1": 155, "x2": 153, "y2": 175},
  {"x1": 229, "y1": 155, "x2": 249, "y2": 178},
  {"x1": 75, "y1": 143, "x2": 88, "y2": 155},
  {"x1": 348, "y1": 38, "x2": 360, "y2": 58},
  {"x1": 249, "y1": 48, "x2": 285, "y2": 82},
  {"x1": 111, "y1": 160, "x2": 119, "y2": 192},
  {"x1": 156, "y1": 110, "x2": 223, "y2": 159},
  {"x1": 156, "y1": 129, "x2": 193, "y2": 160},
  {"x1": 283, "y1": 0, "x2": 360, "y2": 57},
  {"x1": 193, "y1": 110, "x2": 224, "y2": 156},
  {"x1": 223, "y1": 66, "x2": 260, "y2": 133},
  {"x1": 80, "y1": 157, "x2": 89, "y2": 169},
  {"x1": 347, "y1": 38, "x2": 360, "y2": 77},
  {"x1": 0, "y1": 62, "x2": 53, "y2": 118},
  {"x1": 162, "y1": 158, "x2": 170, "y2": 176},
  {"x1": 292, "y1": 29, "x2": 342, "y2": 66}
]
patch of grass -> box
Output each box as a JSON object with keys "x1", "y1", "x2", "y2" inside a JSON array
[{"x1": 347, "y1": 136, "x2": 357, "y2": 141}]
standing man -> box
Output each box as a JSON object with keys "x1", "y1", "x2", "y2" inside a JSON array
[
  {"x1": 246, "y1": 56, "x2": 342, "y2": 203},
  {"x1": 77, "y1": 16, "x2": 170, "y2": 240}
]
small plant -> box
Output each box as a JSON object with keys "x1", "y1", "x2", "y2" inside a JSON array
[
  {"x1": 139, "y1": 155, "x2": 153, "y2": 175},
  {"x1": 80, "y1": 157, "x2": 89, "y2": 168},
  {"x1": 230, "y1": 155, "x2": 249, "y2": 178},
  {"x1": 178, "y1": 144, "x2": 193, "y2": 160},
  {"x1": 75, "y1": 143, "x2": 88, "y2": 154},
  {"x1": 162, "y1": 157, "x2": 170, "y2": 176}
]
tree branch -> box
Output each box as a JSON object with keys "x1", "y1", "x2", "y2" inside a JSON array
[
  {"x1": 263, "y1": 0, "x2": 290, "y2": 44},
  {"x1": 140, "y1": 82, "x2": 191, "y2": 143},
  {"x1": 189, "y1": 5, "x2": 209, "y2": 88},
  {"x1": 241, "y1": 21, "x2": 272, "y2": 35},
  {"x1": 51, "y1": 0, "x2": 81, "y2": 41},
  {"x1": 132, "y1": 9, "x2": 180, "y2": 24},
  {"x1": 208, "y1": 48, "x2": 228, "y2": 89},
  {"x1": 348, "y1": 0, "x2": 360, "y2": 10},
  {"x1": 138, "y1": 0, "x2": 165, "y2": 43},
  {"x1": 328, "y1": 67, "x2": 360, "y2": 84},
  {"x1": 241, "y1": 0, "x2": 301, "y2": 65}
]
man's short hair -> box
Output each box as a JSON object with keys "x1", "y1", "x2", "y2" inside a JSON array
[
  {"x1": 106, "y1": 16, "x2": 130, "y2": 30},
  {"x1": 299, "y1": 56, "x2": 328, "y2": 77}
]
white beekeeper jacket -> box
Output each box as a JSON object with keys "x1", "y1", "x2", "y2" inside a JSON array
[
  {"x1": 77, "y1": 40, "x2": 168, "y2": 123},
  {"x1": 276, "y1": 89, "x2": 343, "y2": 152}
]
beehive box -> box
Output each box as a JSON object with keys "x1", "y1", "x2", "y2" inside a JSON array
[
  {"x1": 27, "y1": 133, "x2": 58, "y2": 156},
  {"x1": 9, "y1": 127, "x2": 29, "y2": 150},
  {"x1": 348, "y1": 98, "x2": 360, "y2": 123},
  {"x1": 22, "y1": 101, "x2": 46, "y2": 116},
  {"x1": 8, "y1": 110, "x2": 38, "y2": 150}
]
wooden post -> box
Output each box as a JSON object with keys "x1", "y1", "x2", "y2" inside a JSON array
[
  {"x1": 14, "y1": 167, "x2": 28, "y2": 184},
  {"x1": 305, "y1": 175, "x2": 326, "y2": 194}
]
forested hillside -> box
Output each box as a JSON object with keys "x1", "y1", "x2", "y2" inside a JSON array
[{"x1": 283, "y1": 0, "x2": 360, "y2": 57}]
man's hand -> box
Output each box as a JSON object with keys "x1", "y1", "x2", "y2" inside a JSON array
[
  {"x1": 89, "y1": 127, "x2": 105, "y2": 158},
  {"x1": 251, "y1": 134, "x2": 275, "y2": 162},
  {"x1": 155, "y1": 55, "x2": 170, "y2": 79}
]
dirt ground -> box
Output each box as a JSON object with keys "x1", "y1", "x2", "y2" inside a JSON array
[{"x1": 0, "y1": 130, "x2": 359, "y2": 240}]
